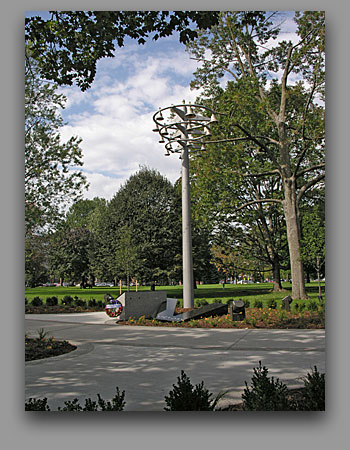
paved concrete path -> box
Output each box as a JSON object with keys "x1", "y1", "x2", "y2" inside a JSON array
[{"x1": 25, "y1": 313, "x2": 325, "y2": 411}]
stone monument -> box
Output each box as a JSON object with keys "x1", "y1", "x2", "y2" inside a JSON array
[{"x1": 117, "y1": 291, "x2": 168, "y2": 321}]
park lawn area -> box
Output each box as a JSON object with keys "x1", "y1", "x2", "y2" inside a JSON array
[{"x1": 25, "y1": 282, "x2": 325, "y2": 308}]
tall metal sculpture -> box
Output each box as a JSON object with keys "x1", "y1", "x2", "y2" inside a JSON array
[{"x1": 152, "y1": 102, "x2": 217, "y2": 308}]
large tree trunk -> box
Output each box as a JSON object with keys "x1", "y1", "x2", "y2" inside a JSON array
[
  {"x1": 276, "y1": 110, "x2": 308, "y2": 300},
  {"x1": 283, "y1": 180, "x2": 308, "y2": 299}
]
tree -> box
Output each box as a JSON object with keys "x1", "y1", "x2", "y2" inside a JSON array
[
  {"x1": 211, "y1": 206, "x2": 290, "y2": 290},
  {"x1": 49, "y1": 226, "x2": 91, "y2": 285},
  {"x1": 94, "y1": 167, "x2": 182, "y2": 285},
  {"x1": 300, "y1": 199, "x2": 325, "y2": 298},
  {"x1": 187, "y1": 11, "x2": 325, "y2": 299},
  {"x1": 25, "y1": 232, "x2": 49, "y2": 287},
  {"x1": 114, "y1": 224, "x2": 140, "y2": 290},
  {"x1": 48, "y1": 198, "x2": 106, "y2": 285},
  {"x1": 25, "y1": 11, "x2": 219, "y2": 91},
  {"x1": 25, "y1": 48, "x2": 88, "y2": 233}
]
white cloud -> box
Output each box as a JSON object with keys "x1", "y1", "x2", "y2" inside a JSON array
[
  {"x1": 59, "y1": 18, "x2": 302, "y2": 202},
  {"x1": 60, "y1": 43, "x2": 197, "y2": 199}
]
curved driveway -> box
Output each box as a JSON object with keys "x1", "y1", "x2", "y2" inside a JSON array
[{"x1": 25, "y1": 312, "x2": 325, "y2": 411}]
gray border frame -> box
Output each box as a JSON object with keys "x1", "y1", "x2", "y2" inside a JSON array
[{"x1": 2, "y1": 1, "x2": 347, "y2": 448}]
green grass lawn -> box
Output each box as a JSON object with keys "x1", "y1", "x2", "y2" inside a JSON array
[{"x1": 25, "y1": 282, "x2": 325, "y2": 308}]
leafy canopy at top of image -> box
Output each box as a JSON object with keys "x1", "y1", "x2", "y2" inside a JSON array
[{"x1": 25, "y1": 11, "x2": 220, "y2": 90}]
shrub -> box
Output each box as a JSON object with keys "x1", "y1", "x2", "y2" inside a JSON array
[
  {"x1": 253, "y1": 300, "x2": 263, "y2": 309},
  {"x1": 244, "y1": 300, "x2": 250, "y2": 308},
  {"x1": 299, "y1": 366, "x2": 325, "y2": 411},
  {"x1": 95, "y1": 388, "x2": 126, "y2": 411},
  {"x1": 215, "y1": 298, "x2": 222, "y2": 304},
  {"x1": 267, "y1": 299, "x2": 277, "y2": 309},
  {"x1": 25, "y1": 397, "x2": 51, "y2": 411},
  {"x1": 164, "y1": 370, "x2": 223, "y2": 411},
  {"x1": 307, "y1": 301, "x2": 318, "y2": 312},
  {"x1": 57, "y1": 398, "x2": 83, "y2": 411},
  {"x1": 46, "y1": 296, "x2": 58, "y2": 306},
  {"x1": 88, "y1": 298, "x2": 97, "y2": 308},
  {"x1": 294, "y1": 302, "x2": 300, "y2": 312},
  {"x1": 37, "y1": 328, "x2": 48, "y2": 340},
  {"x1": 57, "y1": 388, "x2": 126, "y2": 411},
  {"x1": 196, "y1": 299, "x2": 209, "y2": 307},
  {"x1": 31, "y1": 296, "x2": 43, "y2": 307},
  {"x1": 74, "y1": 297, "x2": 86, "y2": 307},
  {"x1": 317, "y1": 305, "x2": 325, "y2": 325},
  {"x1": 25, "y1": 297, "x2": 28, "y2": 305},
  {"x1": 97, "y1": 300, "x2": 104, "y2": 308},
  {"x1": 242, "y1": 361, "x2": 290, "y2": 411},
  {"x1": 26, "y1": 388, "x2": 126, "y2": 411},
  {"x1": 176, "y1": 299, "x2": 183, "y2": 308},
  {"x1": 62, "y1": 295, "x2": 74, "y2": 306}
]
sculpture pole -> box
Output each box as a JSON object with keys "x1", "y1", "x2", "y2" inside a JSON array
[
  {"x1": 152, "y1": 102, "x2": 217, "y2": 310},
  {"x1": 181, "y1": 143, "x2": 194, "y2": 309}
]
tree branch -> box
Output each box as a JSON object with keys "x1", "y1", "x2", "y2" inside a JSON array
[
  {"x1": 189, "y1": 57, "x2": 239, "y2": 81},
  {"x1": 297, "y1": 173, "x2": 325, "y2": 204},
  {"x1": 233, "y1": 198, "x2": 283, "y2": 213},
  {"x1": 296, "y1": 164, "x2": 325, "y2": 179},
  {"x1": 279, "y1": 45, "x2": 293, "y2": 122},
  {"x1": 232, "y1": 122, "x2": 282, "y2": 171},
  {"x1": 242, "y1": 169, "x2": 281, "y2": 178}
]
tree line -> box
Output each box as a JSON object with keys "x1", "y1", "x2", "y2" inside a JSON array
[
  {"x1": 25, "y1": 164, "x2": 324, "y2": 289},
  {"x1": 25, "y1": 11, "x2": 325, "y2": 297},
  {"x1": 25, "y1": 167, "x2": 219, "y2": 288}
]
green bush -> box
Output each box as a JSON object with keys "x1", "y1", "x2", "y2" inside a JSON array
[
  {"x1": 196, "y1": 299, "x2": 209, "y2": 307},
  {"x1": 253, "y1": 300, "x2": 263, "y2": 309},
  {"x1": 242, "y1": 361, "x2": 290, "y2": 411},
  {"x1": 242, "y1": 362, "x2": 325, "y2": 411},
  {"x1": 88, "y1": 298, "x2": 97, "y2": 307},
  {"x1": 25, "y1": 397, "x2": 51, "y2": 411},
  {"x1": 298, "y1": 366, "x2": 325, "y2": 411},
  {"x1": 176, "y1": 299, "x2": 183, "y2": 308},
  {"x1": 26, "y1": 388, "x2": 126, "y2": 411},
  {"x1": 31, "y1": 296, "x2": 43, "y2": 307},
  {"x1": 164, "y1": 370, "x2": 223, "y2": 411},
  {"x1": 244, "y1": 300, "x2": 250, "y2": 308},
  {"x1": 74, "y1": 297, "x2": 86, "y2": 307},
  {"x1": 97, "y1": 300, "x2": 104, "y2": 308},
  {"x1": 57, "y1": 388, "x2": 126, "y2": 411},
  {"x1": 267, "y1": 299, "x2": 277, "y2": 309},
  {"x1": 62, "y1": 295, "x2": 74, "y2": 306},
  {"x1": 307, "y1": 301, "x2": 318, "y2": 312},
  {"x1": 46, "y1": 296, "x2": 58, "y2": 306}
]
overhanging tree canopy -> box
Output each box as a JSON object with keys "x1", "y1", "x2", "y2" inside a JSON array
[
  {"x1": 25, "y1": 11, "x2": 220, "y2": 91},
  {"x1": 25, "y1": 49, "x2": 88, "y2": 233}
]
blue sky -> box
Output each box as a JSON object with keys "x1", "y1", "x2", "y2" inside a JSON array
[
  {"x1": 58, "y1": 33, "x2": 207, "y2": 200},
  {"x1": 27, "y1": 11, "x2": 299, "y2": 201}
]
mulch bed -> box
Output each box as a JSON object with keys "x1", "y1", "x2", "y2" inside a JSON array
[
  {"x1": 25, "y1": 305, "x2": 324, "y2": 329},
  {"x1": 25, "y1": 337, "x2": 77, "y2": 361},
  {"x1": 117, "y1": 307, "x2": 324, "y2": 329}
]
